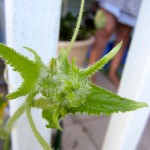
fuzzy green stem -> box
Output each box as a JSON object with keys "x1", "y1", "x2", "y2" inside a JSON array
[
  {"x1": 5, "y1": 103, "x2": 25, "y2": 132},
  {"x1": 26, "y1": 105, "x2": 53, "y2": 150},
  {"x1": 66, "y1": 0, "x2": 85, "y2": 53}
]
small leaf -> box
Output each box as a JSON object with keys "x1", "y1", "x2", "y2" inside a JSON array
[
  {"x1": 42, "y1": 109, "x2": 61, "y2": 130},
  {"x1": 0, "y1": 44, "x2": 46, "y2": 99},
  {"x1": 68, "y1": 84, "x2": 148, "y2": 116},
  {"x1": 23, "y1": 47, "x2": 42, "y2": 62},
  {"x1": 83, "y1": 42, "x2": 122, "y2": 77}
]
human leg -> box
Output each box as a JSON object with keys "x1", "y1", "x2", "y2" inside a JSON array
[
  {"x1": 89, "y1": 9, "x2": 117, "y2": 65},
  {"x1": 109, "y1": 23, "x2": 132, "y2": 86}
]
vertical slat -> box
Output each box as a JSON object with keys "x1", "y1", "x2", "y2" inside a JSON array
[
  {"x1": 5, "y1": 0, "x2": 62, "y2": 150},
  {"x1": 102, "y1": 0, "x2": 150, "y2": 150}
]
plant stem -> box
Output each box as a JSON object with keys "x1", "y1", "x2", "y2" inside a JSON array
[
  {"x1": 67, "y1": 0, "x2": 85, "y2": 53},
  {"x1": 3, "y1": 103, "x2": 25, "y2": 150},
  {"x1": 5, "y1": 103, "x2": 25, "y2": 132},
  {"x1": 26, "y1": 105, "x2": 53, "y2": 150},
  {"x1": 4, "y1": 93, "x2": 36, "y2": 133}
]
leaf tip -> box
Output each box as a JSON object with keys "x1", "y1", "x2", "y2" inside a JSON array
[{"x1": 138, "y1": 102, "x2": 149, "y2": 108}]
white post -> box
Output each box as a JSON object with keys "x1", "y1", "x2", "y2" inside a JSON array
[
  {"x1": 102, "y1": 0, "x2": 150, "y2": 150},
  {"x1": 5, "y1": 0, "x2": 62, "y2": 150}
]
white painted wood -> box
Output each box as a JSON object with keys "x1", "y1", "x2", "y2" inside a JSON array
[
  {"x1": 102, "y1": 0, "x2": 150, "y2": 150},
  {"x1": 5, "y1": 0, "x2": 62, "y2": 150}
]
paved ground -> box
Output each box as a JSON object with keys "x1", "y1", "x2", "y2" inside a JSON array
[{"x1": 62, "y1": 72, "x2": 150, "y2": 150}]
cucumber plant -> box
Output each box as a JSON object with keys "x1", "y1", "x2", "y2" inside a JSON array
[{"x1": 0, "y1": 0, "x2": 148, "y2": 149}]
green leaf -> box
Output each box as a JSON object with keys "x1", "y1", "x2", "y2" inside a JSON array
[
  {"x1": 68, "y1": 84, "x2": 148, "y2": 116},
  {"x1": 42, "y1": 109, "x2": 62, "y2": 130},
  {"x1": 83, "y1": 42, "x2": 122, "y2": 77},
  {"x1": 0, "y1": 44, "x2": 46, "y2": 99}
]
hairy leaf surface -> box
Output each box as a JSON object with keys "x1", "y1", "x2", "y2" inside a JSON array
[
  {"x1": 0, "y1": 44, "x2": 45, "y2": 99},
  {"x1": 68, "y1": 84, "x2": 148, "y2": 116}
]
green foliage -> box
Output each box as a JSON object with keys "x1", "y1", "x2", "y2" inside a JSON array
[
  {"x1": 0, "y1": 41, "x2": 148, "y2": 149},
  {"x1": 68, "y1": 84, "x2": 147, "y2": 116},
  {"x1": 0, "y1": 44, "x2": 47, "y2": 99},
  {"x1": 0, "y1": 0, "x2": 148, "y2": 149}
]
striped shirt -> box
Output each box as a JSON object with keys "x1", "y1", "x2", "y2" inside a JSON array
[{"x1": 99, "y1": 0, "x2": 142, "y2": 17}]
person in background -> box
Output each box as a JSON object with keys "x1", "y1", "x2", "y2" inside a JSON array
[{"x1": 89, "y1": 0, "x2": 142, "y2": 86}]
